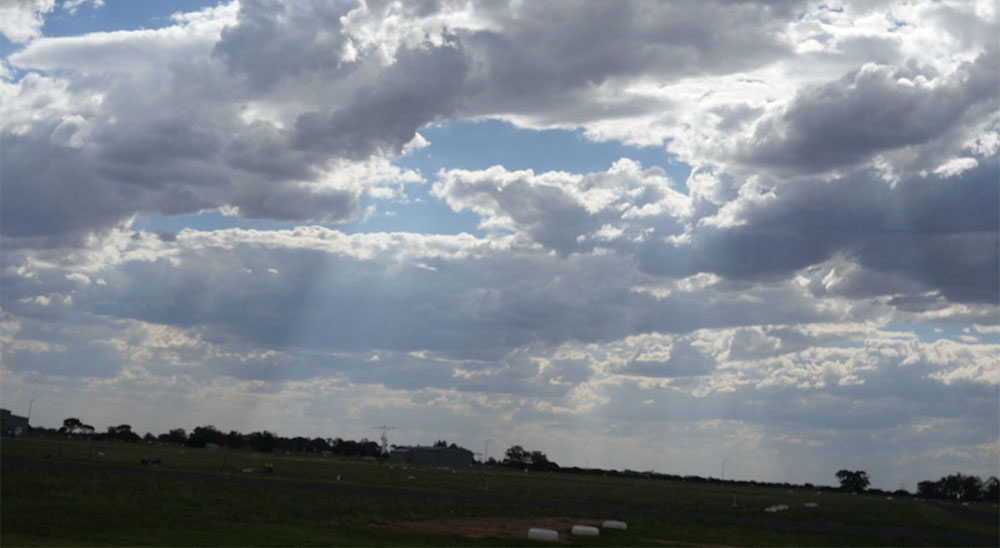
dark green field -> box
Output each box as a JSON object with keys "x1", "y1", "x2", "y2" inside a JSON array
[{"x1": 2, "y1": 437, "x2": 997, "y2": 546}]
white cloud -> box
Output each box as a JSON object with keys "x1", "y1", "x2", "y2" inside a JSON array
[
  {"x1": 0, "y1": 0, "x2": 55, "y2": 43},
  {"x1": 933, "y1": 157, "x2": 978, "y2": 177},
  {"x1": 61, "y1": 0, "x2": 102, "y2": 16}
]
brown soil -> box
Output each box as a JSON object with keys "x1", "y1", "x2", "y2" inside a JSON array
[{"x1": 387, "y1": 516, "x2": 602, "y2": 541}]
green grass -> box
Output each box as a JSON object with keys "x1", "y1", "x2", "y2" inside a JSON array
[{"x1": 2, "y1": 437, "x2": 997, "y2": 546}]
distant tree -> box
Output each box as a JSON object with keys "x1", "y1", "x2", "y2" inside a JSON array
[
  {"x1": 248, "y1": 431, "x2": 276, "y2": 452},
  {"x1": 504, "y1": 445, "x2": 530, "y2": 466},
  {"x1": 501, "y1": 445, "x2": 558, "y2": 470},
  {"x1": 225, "y1": 430, "x2": 245, "y2": 449},
  {"x1": 306, "y1": 437, "x2": 330, "y2": 453},
  {"x1": 187, "y1": 425, "x2": 228, "y2": 447},
  {"x1": 917, "y1": 480, "x2": 943, "y2": 498},
  {"x1": 283, "y1": 436, "x2": 311, "y2": 452},
  {"x1": 529, "y1": 450, "x2": 555, "y2": 471},
  {"x1": 158, "y1": 428, "x2": 187, "y2": 444},
  {"x1": 984, "y1": 477, "x2": 999, "y2": 501},
  {"x1": 940, "y1": 473, "x2": 983, "y2": 501},
  {"x1": 106, "y1": 424, "x2": 140, "y2": 442},
  {"x1": 59, "y1": 418, "x2": 94, "y2": 435},
  {"x1": 143, "y1": 433, "x2": 155, "y2": 443},
  {"x1": 434, "y1": 440, "x2": 448, "y2": 447},
  {"x1": 918, "y1": 474, "x2": 986, "y2": 501},
  {"x1": 836, "y1": 470, "x2": 870, "y2": 493}
]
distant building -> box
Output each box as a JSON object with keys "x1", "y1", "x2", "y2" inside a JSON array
[
  {"x1": 1, "y1": 408, "x2": 30, "y2": 437},
  {"x1": 389, "y1": 445, "x2": 475, "y2": 468}
]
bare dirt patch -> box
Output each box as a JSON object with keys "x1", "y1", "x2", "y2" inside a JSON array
[{"x1": 387, "y1": 516, "x2": 602, "y2": 541}]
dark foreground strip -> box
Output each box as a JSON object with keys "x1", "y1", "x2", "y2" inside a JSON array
[{"x1": 3, "y1": 458, "x2": 995, "y2": 546}]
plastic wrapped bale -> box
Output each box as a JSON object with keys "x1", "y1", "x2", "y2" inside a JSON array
[
  {"x1": 527, "y1": 528, "x2": 558, "y2": 541},
  {"x1": 602, "y1": 520, "x2": 627, "y2": 530},
  {"x1": 571, "y1": 525, "x2": 599, "y2": 536}
]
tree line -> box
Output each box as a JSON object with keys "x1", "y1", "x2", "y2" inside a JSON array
[
  {"x1": 836, "y1": 468, "x2": 999, "y2": 502},
  {"x1": 52, "y1": 418, "x2": 382, "y2": 457},
  {"x1": 42, "y1": 417, "x2": 1000, "y2": 501}
]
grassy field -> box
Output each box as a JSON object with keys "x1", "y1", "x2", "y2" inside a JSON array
[{"x1": 2, "y1": 437, "x2": 997, "y2": 546}]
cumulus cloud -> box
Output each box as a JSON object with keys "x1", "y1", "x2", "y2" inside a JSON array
[
  {"x1": 2, "y1": 2, "x2": 424, "y2": 248},
  {"x1": 433, "y1": 159, "x2": 690, "y2": 255},
  {"x1": 2, "y1": 0, "x2": 998, "y2": 487},
  {"x1": 741, "y1": 48, "x2": 999, "y2": 172},
  {"x1": 0, "y1": 0, "x2": 56, "y2": 43}
]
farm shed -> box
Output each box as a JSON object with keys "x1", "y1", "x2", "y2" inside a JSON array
[
  {"x1": 1, "y1": 408, "x2": 30, "y2": 437},
  {"x1": 389, "y1": 445, "x2": 474, "y2": 468}
]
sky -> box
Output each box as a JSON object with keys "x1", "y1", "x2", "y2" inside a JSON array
[{"x1": 1, "y1": 0, "x2": 997, "y2": 491}]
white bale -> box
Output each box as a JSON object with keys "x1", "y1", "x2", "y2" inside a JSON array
[
  {"x1": 602, "y1": 520, "x2": 627, "y2": 530},
  {"x1": 527, "y1": 528, "x2": 558, "y2": 541},
  {"x1": 571, "y1": 525, "x2": 599, "y2": 536}
]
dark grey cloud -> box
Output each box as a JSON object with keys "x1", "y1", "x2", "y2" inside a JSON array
[
  {"x1": 640, "y1": 160, "x2": 999, "y2": 304},
  {"x1": 741, "y1": 47, "x2": 999, "y2": 171},
  {"x1": 212, "y1": 0, "x2": 355, "y2": 92},
  {"x1": 0, "y1": 128, "x2": 144, "y2": 248},
  {"x1": 457, "y1": 0, "x2": 796, "y2": 117},
  {"x1": 291, "y1": 46, "x2": 468, "y2": 160}
]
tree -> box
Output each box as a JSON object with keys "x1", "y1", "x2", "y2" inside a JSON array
[
  {"x1": 501, "y1": 445, "x2": 558, "y2": 470},
  {"x1": 106, "y1": 424, "x2": 140, "y2": 442},
  {"x1": 187, "y1": 425, "x2": 227, "y2": 447},
  {"x1": 918, "y1": 480, "x2": 943, "y2": 498},
  {"x1": 529, "y1": 450, "x2": 557, "y2": 471},
  {"x1": 836, "y1": 470, "x2": 870, "y2": 493},
  {"x1": 504, "y1": 445, "x2": 530, "y2": 466},
  {"x1": 158, "y1": 428, "x2": 187, "y2": 444},
  {"x1": 248, "y1": 431, "x2": 276, "y2": 452},
  {"x1": 984, "y1": 476, "x2": 999, "y2": 501},
  {"x1": 225, "y1": 430, "x2": 245, "y2": 449},
  {"x1": 935, "y1": 473, "x2": 984, "y2": 501},
  {"x1": 60, "y1": 417, "x2": 94, "y2": 435}
]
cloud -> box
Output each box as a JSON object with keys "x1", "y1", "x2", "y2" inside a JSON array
[
  {"x1": 2, "y1": 0, "x2": 998, "y2": 489},
  {"x1": 0, "y1": 0, "x2": 55, "y2": 43},
  {"x1": 433, "y1": 159, "x2": 690, "y2": 255},
  {"x1": 2, "y1": 3, "x2": 424, "y2": 248},
  {"x1": 0, "y1": 0, "x2": 804, "y2": 248},
  {"x1": 60, "y1": 0, "x2": 103, "y2": 16},
  {"x1": 740, "y1": 48, "x2": 999, "y2": 172}
]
